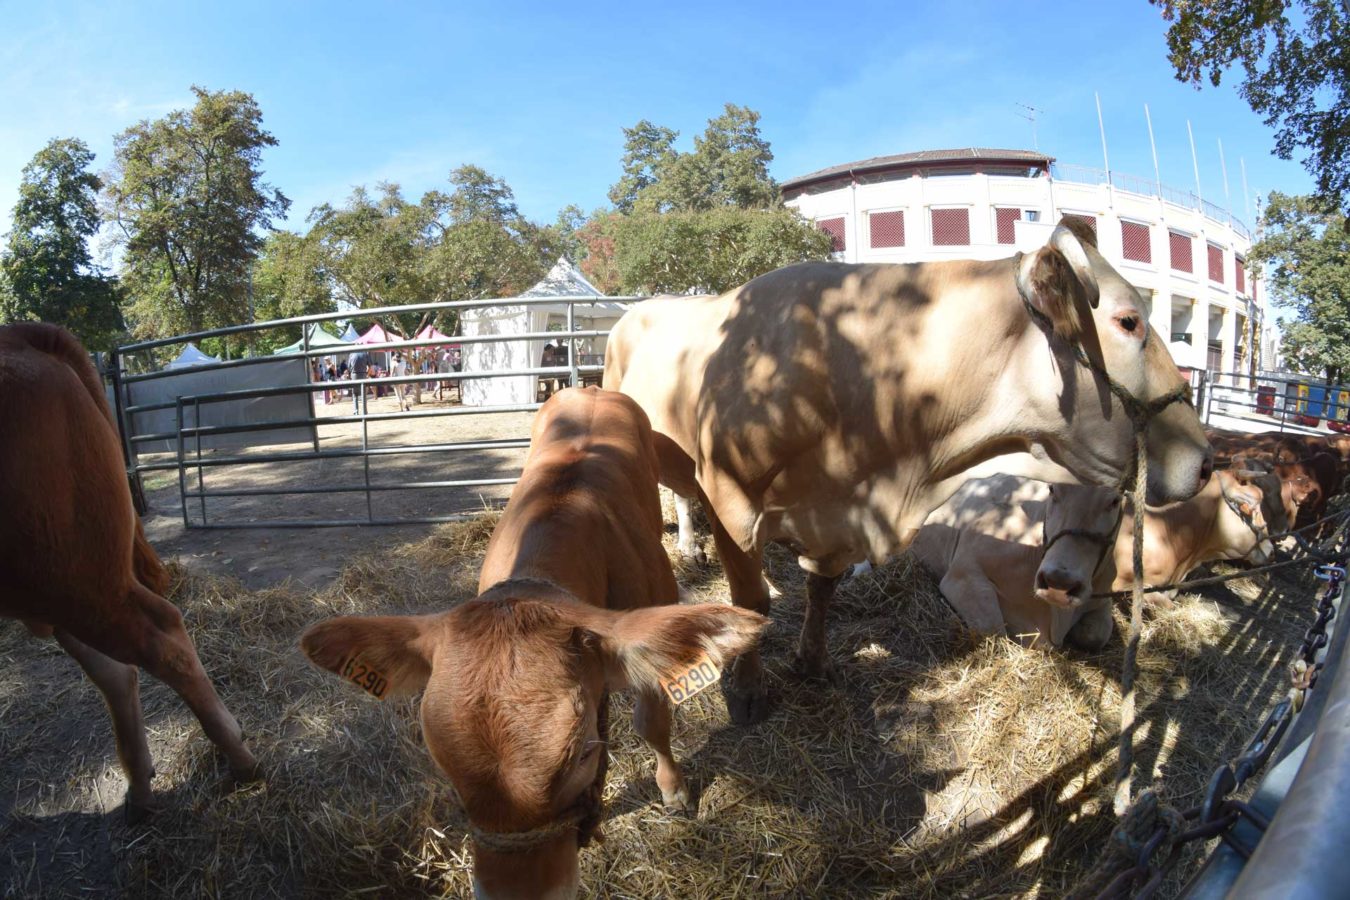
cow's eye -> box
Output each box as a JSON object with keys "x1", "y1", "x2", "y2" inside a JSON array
[{"x1": 1118, "y1": 315, "x2": 1139, "y2": 335}]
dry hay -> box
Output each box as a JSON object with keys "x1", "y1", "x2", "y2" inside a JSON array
[{"x1": 0, "y1": 494, "x2": 1320, "y2": 898}]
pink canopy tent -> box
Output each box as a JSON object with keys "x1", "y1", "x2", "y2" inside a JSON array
[
  {"x1": 414, "y1": 324, "x2": 458, "y2": 347},
  {"x1": 355, "y1": 323, "x2": 396, "y2": 345}
]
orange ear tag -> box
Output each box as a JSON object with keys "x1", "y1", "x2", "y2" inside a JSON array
[
  {"x1": 659, "y1": 651, "x2": 722, "y2": 706},
  {"x1": 341, "y1": 656, "x2": 391, "y2": 700}
]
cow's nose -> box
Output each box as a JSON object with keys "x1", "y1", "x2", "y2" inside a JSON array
[
  {"x1": 1197, "y1": 451, "x2": 1214, "y2": 489},
  {"x1": 1035, "y1": 569, "x2": 1084, "y2": 608}
]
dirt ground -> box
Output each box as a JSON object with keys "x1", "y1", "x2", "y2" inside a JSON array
[{"x1": 141, "y1": 391, "x2": 533, "y2": 590}]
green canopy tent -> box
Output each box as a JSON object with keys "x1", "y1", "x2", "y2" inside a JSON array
[{"x1": 272, "y1": 324, "x2": 351, "y2": 355}]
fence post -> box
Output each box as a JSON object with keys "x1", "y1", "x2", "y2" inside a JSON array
[
  {"x1": 107, "y1": 347, "x2": 148, "y2": 516},
  {"x1": 566, "y1": 300, "x2": 579, "y2": 389}
]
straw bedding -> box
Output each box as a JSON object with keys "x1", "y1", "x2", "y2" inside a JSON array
[{"x1": 0, "y1": 494, "x2": 1316, "y2": 898}]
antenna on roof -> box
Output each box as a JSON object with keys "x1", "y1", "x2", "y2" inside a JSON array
[{"x1": 1015, "y1": 103, "x2": 1042, "y2": 152}]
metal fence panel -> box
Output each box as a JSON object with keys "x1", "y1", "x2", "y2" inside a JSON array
[
  {"x1": 126, "y1": 356, "x2": 315, "y2": 453},
  {"x1": 110, "y1": 293, "x2": 639, "y2": 529}
]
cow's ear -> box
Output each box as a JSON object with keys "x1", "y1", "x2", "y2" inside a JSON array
[
  {"x1": 590, "y1": 603, "x2": 769, "y2": 694},
  {"x1": 1017, "y1": 224, "x2": 1101, "y2": 340},
  {"x1": 301, "y1": 615, "x2": 438, "y2": 699}
]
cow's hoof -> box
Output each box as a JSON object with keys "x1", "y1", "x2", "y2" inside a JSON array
[
  {"x1": 792, "y1": 652, "x2": 842, "y2": 687},
  {"x1": 680, "y1": 545, "x2": 708, "y2": 565},
  {"x1": 123, "y1": 798, "x2": 158, "y2": 826},
  {"x1": 723, "y1": 684, "x2": 771, "y2": 726},
  {"x1": 661, "y1": 784, "x2": 693, "y2": 813},
  {"x1": 229, "y1": 758, "x2": 263, "y2": 786}
]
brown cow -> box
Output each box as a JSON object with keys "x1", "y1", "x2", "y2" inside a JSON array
[
  {"x1": 1110, "y1": 469, "x2": 1273, "y2": 604},
  {"x1": 0, "y1": 323, "x2": 257, "y2": 820},
  {"x1": 302, "y1": 387, "x2": 767, "y2": 900},
  {"x1": 606, "y1": 219, "x2": 1211, "y2": 722}
]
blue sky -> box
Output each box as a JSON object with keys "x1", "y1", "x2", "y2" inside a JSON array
[{"x1": 0, "y1": 0, "x2": 1312, "y2": 242}]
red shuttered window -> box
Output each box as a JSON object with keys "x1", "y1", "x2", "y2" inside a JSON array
[
  {"x1": 818, "y1": 217, "x2": 846, "y2": 252},
  {"x1": 1208, "y1": 244, "x2": 1224, "y2": 283},
  {"x1": 1121, "y1": 221, "x2": 1151, "y2": 263},
  {"x1": 869, "y1": 210, "x2": 905, "y2": 248},
  {"x1": 995, "y1": 207, "x2": 1021, "y2": 244},
  {"x1": 1236, "y1": 258, "x2": 1247, "y2": 294},
  {"x1": 1169, "y1": 231, "x2": 1193, "y2": 273},
  {"x1": 931, "y1": 207, "x2": 970, "y2": 246}
]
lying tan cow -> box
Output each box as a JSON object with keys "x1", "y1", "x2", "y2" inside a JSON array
[
  {"x1": 910, "y1": 475, "x2": 1122, "y2": 650},
  {"x1": 0, "y1": 323, "x2": 257, "y2": 820},
  {"x1": 605, "y1": 218, "x2": 1211, "y2": 722},
  {"x1": 1110, "y1": 469, "x2": 1273, "y2": 604},
  {"x1": 302, "y1": 387, "x2": 767, "y2": 900}
]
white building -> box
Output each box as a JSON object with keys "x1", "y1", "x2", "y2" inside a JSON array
[{"x1": 783, "y1": 148, "x2": 1270, "y2": 378}]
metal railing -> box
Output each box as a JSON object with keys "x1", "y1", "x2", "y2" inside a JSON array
[
  {"x1": 109, "y1": 293, "x2": 639, "y2": 528},
  {"x1": 1202, "y1": 370, "x2": 1350, "y2": 434},
  {"x1": 1049, "y1": 163, "x2": 1251, "y2": 237}
]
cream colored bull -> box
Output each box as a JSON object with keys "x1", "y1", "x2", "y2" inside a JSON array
[
  {"x1": 910, "y1": 475, "x2": 1122, "y2": 650},
  {"x1": 604, "y1": 219, "x2": 1212, "y2": 723}
]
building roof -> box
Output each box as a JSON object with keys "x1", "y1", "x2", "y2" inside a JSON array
[{"x1": 782, "y1": 148, "x2": 1054, "y2": 191}]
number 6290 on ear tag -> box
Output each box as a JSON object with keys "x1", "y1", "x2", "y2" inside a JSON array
[
  {"x1": 660, "y1": 651, "x2": 722, "y2": 706},
  {"x1": 342, "y1": 656, "x2": 391, "y2": 700}
]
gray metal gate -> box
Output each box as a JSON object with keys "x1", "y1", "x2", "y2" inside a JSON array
[{"x1": 108, "y1": 295, "x2": 636, "y2": 528}]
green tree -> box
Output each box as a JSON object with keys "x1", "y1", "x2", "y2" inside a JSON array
[
  {"x1": 248, "y1": 230, "x2": 334, "y2": 352},
  {"x1": 308, "y1": 169, "x2": 550, "y2": 338},
  {"x1": 105, "y1": 86, "x2": 290, "y2": 339},
  {"x1": 609, "y1": 104, "x2": 779, "y2": 214},
  {"x1": 1152, "y1": 0, "x2": 1350, "y2": 218},
  {"x1": 608, "y1": 120, "x2": 678, "y2": 213},
  {"x1": 0, "y1": 138, "x2": 124, "y2": 349},
  {"x1": 598, "y1": 207, "x2": 833, "y2": 295},
  {"x1": 1249, "y1": 192, "x2": 1350, "y2": 381}
]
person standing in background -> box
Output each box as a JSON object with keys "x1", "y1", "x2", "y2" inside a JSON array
[{"x1": 391, "y1": 351, "x2": 411, "y2": 411}]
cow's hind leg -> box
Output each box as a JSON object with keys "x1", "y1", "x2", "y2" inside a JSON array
[
  {"x1": 54, "y1": 630, "x2": 157, "y2": 821},
  {"x1": 707, "y1": 512, "x2": 772, "y2": 726},
  {"x1": 793, "y1": 571, "x2": 846, "y2": 684},
  {"x1": 122, "y1": 584, "x2": 259, "y2": 783},
  {"x1": 633, "y1": 689, "x2": 690, "y2": 811}
]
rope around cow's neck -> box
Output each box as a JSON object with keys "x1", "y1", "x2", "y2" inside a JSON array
[{"x1": 1016, "y1": 289, "x2": 1191, "y2": 816}]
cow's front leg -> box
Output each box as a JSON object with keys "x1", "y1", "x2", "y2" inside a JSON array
[
  {"x1": 708, "y1": 514, "x2": 771, "y2": 726},
  {"x1": 793, "y1": 571, "x2": 846, "y2": 684},
  {"x1": 633, "y1": 689, "x2": 690, "y2": 811}
]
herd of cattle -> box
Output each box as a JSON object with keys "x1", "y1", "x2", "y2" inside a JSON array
[{"x1": 1, "y1": 218, "x2": 1345, "y2": 898}]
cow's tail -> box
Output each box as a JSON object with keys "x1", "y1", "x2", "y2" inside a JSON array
[{"x1": 5, "y1": 323, "x2": 170, "y2": 595}]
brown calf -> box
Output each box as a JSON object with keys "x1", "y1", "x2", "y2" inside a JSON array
[
  {"x1": 0, "y1": 324, "x2": 257, "y2": 820},
  {"x1": 302, "y1": 387, "x2": 767, "y2": 900}
]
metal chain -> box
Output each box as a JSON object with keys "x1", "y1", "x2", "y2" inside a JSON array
[{"x1": 1087, "y1": 542, "x2": 1347, "y2": 898}]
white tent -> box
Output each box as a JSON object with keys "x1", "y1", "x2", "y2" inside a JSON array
[
  {"x1": 460, "y1": 258, "x2": 631, "y2": 406},
  {"x1": 164, "y1": 343, "x2": 221, "y2": 370}
]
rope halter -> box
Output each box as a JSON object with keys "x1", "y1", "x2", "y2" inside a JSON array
[
  {"x1": 1218, "y1": 476, "x2": 1269, "y2": 547},
  {"x1": 1016, "y1": 284, "x2": 1193, "y2": 468},
  {"x1": 1042, "y1": 505, "x2": 1125, "y2": 591}
]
